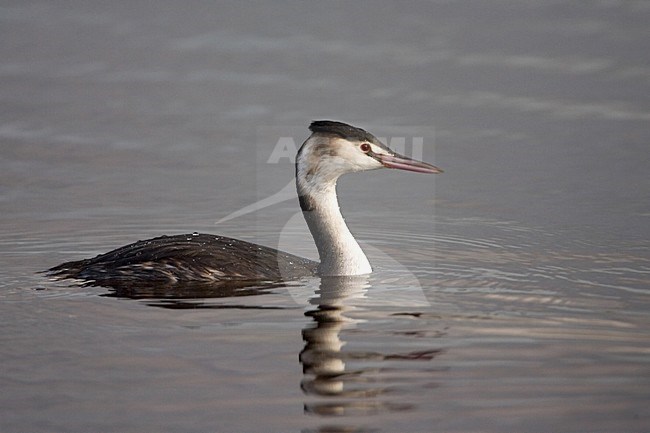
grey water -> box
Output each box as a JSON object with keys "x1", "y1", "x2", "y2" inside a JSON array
[{"x1": 1, "y1": 2, "x2": 649, "y2": 432}]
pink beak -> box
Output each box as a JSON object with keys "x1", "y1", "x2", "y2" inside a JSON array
[{"x1": 377, "y1": 153, "x2": 443, "y2": 174}]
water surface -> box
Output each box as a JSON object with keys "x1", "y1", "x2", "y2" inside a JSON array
[{"x1": 1, "y1": 2, "x2": 649, "y2": 432}]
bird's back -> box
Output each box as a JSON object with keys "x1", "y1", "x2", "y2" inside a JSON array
[{"x1": 48, "y1": 233, "x2": 317, "y2": 286}]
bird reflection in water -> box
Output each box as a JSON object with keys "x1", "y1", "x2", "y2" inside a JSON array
[
  {"x1": 96, "y1": 278, "x2": 287, "y2": 309},
  {"x1": 300, "y1": 276, "x2": 443, "y2": 422},
  {"x1": 63, "y1": 274, "x2": 443, "y2": 432}
]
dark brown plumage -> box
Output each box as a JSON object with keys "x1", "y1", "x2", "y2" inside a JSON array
[{"x1": 48, "y1": 233, "x2": 317, "y2": 285}]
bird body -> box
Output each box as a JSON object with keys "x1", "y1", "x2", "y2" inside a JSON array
[{"x1": 48, "y1": 233, "x2": 317, "y2": 284}]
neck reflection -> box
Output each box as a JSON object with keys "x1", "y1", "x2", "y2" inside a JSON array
[
  {"x1": 300, "y1": 276, "x2": 444, "y2": 422},
  {"x1": 301, "y1": 275, "x2": 419, "y2": 421},
  {"x1": 300, "y1": 276, "x2": 369, "y2": 401}
]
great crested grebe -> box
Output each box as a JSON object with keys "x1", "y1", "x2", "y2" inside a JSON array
[{"x1": 48, "y1": 121, "x2": 442, "y2": 285}]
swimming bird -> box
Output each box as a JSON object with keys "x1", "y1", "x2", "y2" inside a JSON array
[{"x1": 48, "y1": 121, "x2": 442, "y2": 286}]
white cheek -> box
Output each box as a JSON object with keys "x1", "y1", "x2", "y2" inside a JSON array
[
  {"x1": 336, "y1": 146, "x2": 382, "y2": 171},
  {"x1": 323, "y1": 158, "x2": 351, "y2": 177},
  {"x1": 357, "y1": 156, "x2": 383, "y2": 171}
]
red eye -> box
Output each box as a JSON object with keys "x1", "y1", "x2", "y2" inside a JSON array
[{"x1": 360, "y1": 143, "x2": 371, "y2": 153}]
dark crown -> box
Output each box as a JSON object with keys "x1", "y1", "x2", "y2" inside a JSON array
[{"x1": 309, "y1": 120, "x2": 377, "y2": 143}]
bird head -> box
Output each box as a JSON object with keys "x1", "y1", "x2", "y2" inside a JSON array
[{"x1": 296, "y1": 120, "x2": 442, "y2": 187}]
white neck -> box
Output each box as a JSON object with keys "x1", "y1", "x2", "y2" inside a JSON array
[{"x1": 297, "y1": 181, "x2": 372, "y2": 276}]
